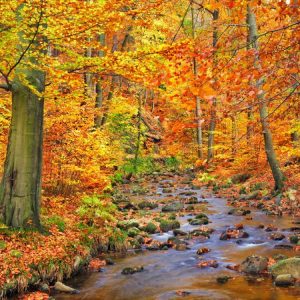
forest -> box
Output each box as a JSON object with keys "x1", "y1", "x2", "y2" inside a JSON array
[{"x1": 0, "y1": 0, "x2": 299, "y2": 299}]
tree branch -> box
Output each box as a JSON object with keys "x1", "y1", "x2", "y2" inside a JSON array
[
  {"x1": 6, "y1": 0, "x2": 45, "y2": 79},
  {"x1": 0, "y1": 83, "x2": 10, "y2": 91}
]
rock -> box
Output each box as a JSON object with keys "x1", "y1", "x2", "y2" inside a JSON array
[
  {"x1": 138, "y1": 201, "x2": 158, "y2": 210},
  {"x1": 190, "y1": 229, "x2": 210, "y2": 238},
  {"x1": 39, "y1": 283, "x2": 50, "y2": 293},
  {"x1": 127, "y1": 227, "x2": 140, "y2": 238},
  {"x1": 270, "y1": 232, "x2": 285, "y2": 241},
  {"x1": 162, "y1": 202, "x2": 184, "y2": 212},
  {"x1": 273, "y1": 254, "x2": 288, "y2": 262},
  {"x1": 173, "y1": 229, "x2": 188, "y2": 237},
  {"x1": 217, "y1": 276, "x2": 232, "y2": 284},
  {"x1": 162, "y1": 188, "x2": 173, "y2": 193},
  {"x1": 146, "y1": 240, "x2": 161, "y2": 251},
  {"x1": 160, "y1": 219, "x2": 180, "y2": 232},
  {"x1": 189, "y1": 218, "x2": 208, "y2": 226},
  {"x1": 54, "y1": 282, "x2": 79, "y2": 294},
  {"x1": 274, "y1": 244, "x2": 294, "y2": 250},
  {"x1": 265, "y1": 225, "x2": 277, "y2": 232},
  {"x1": 220, "y1": 229, "x2": 249, "y2": 240},
  {"x1": 179, "y1": 191, "x2": 197, "y2": 196},
  {"x1": 116, "y1": 201, "x2": 138, "y2": 211},
  {"x1": 121, "y1": 266, "x2": 144, "y2": 275},
  {"x1": 274, "y1": 274, "x2": 296, "y2": 287},
  {"x1": 290, "y1": 235, "x2": 299, "y2": 244},
  {"x1": 269, "y1": 257, "x2": 300, "y2": 278},
  {"x1": 73, "y1": 256, "x2": 82, "y2": 270},
  {"x1": 175, "y1": 243, "x2": 187, "y2": 251},
  {"x1": 186, "y1": 205, "x2": 195, "y2": 211},
  {"x1": 228, "y1": 208, "x2": 251, "y2": 216},
  {"x1": 185, "y1": 197, "x2": 198, "y2": 204},
  {"x1": 195, "y1": 213, "x2": 208, "y2": 219},
  {"x1": 231, "y1": 173, "x2": 251, "y2": 184},
  {"x1": 105, "y1": 258, "x2": 115, "y2": 265},
  {"x1": 196, "y1": 247, "x2": 210, "y2": 255},
  {"x1": 197, "y1": 260, "x2": 219, "y2": 268},
  {"x1": 117, "y1": 220, "x2": 140, "y2": 230},
  {"x1": 143, "y1": 222, "x2": 158, "y2": 234},
  {"x1": 240, "y1": 255, "x2": 268, "y2": 275},
  {"x1": 175, "y1": 290, "x2": 191, "y2": 296}
]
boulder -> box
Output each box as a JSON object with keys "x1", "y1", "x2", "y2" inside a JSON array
[
  {"x1": 240, "y1": 255, "x2": 268, "y2": 275},
  {"x1": 54, "y1": 282, "x2": 79, "y2": 294},
  {"x1": 274, "y1": 274, "x2": 295, "y2": 287},
  {"x1": 117, "y1": 220, "x2": 140, "y2": 230},
  {"x1": 217, "y1": 276, "x2": 232, "y2": 284},
  {"x1": 121, "y1": 266, "x2": 144, "y2": 275},
  {"x1": 269, "y1": 257, "x2": 300, "y2": 278},
  {"x1": 143, "y1": 222, "x2": 158, "y2": 234},
  {"x1": 138, "y1": 201, "x2": 158, "y2": 210},
  {"x1": 270, "y1": 233, "x2": 285, "y2": 241},
  {"x1": 160, "y1": 219, "x2": 180, "y2": 232},
  {"x1": 162, "y1": 202, "x2": 184, "y2": 212},
  {"x1": 189, "y1": 218, "x2": 208, "y2": 226},
  {"x1": 173, "y1": 229, "x2": 188, "y2": 237}
]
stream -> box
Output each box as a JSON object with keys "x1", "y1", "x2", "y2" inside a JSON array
[{"x1": 55, "y1": 173, "x2": 300, "y2": 300}]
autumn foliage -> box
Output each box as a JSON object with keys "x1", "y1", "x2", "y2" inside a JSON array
[{"x1": 0, "y1": 0, "x2": 299, "y2": 297}]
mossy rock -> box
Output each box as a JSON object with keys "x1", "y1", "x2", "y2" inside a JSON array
[
  {"x1": 231, "y1": 173, "x2": 251, "y2": 184},
  {"x1": 162, "y1": 202, "x2": 184, "y2": 212},
  {"x1": 137, "y1": 201, "x2": 158, "y2": 210},
  {"x1": 290, "y1": 235, "x2": 299, "y2": 244},
  {"x1": 143, "y1": 222, "x2": 158, "y2": 234},
  {"x1": 189, "y1": 218, "x2": 208, "y2": 226},
  {"x1": 269, "y1": 257, "x2": 300, "y2": 278},
  {"x1": 195, "y1": 213, "x2": 208, "y2": 219},
  {"x1": 127, "y1": 227, "x2": 140, "y2": 238},
  {"x1": 117, "y1": 220, "x2": 140, "y2": 230},
  {"x1": 160, "y1": 219, "x2": 180, "y2": 232}
]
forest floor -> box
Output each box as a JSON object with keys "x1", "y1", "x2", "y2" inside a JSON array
[{"x1": 10, "y1": 171, "x2": 300, "y2": 300}]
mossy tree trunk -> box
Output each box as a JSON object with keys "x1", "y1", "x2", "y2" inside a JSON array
[
  {"x1": 247, "y1": 5, "x2": 284, "y2": 192},
  {"x1": 0, "y1": 71, "x2": 45, "y2": 228}
]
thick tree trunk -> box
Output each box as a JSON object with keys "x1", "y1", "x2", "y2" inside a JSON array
[
  {"x1": 247, "y1": 5, "x2": 284, "y2": 191},
  {"x1": 207, "y1": 9, "x2": 219, "y2": 163},
  {"x1": 0, "y1": 73, "x2": 45, "y2": 228}
]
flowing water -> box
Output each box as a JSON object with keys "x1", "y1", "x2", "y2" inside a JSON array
[{"x1": 56, "y1": 174, "x2": 300, "y2": 300}]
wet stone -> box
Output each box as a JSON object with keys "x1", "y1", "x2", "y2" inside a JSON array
[
  {"x1": 274, "y1": 274, "x2": 296, "y2": 287},
  {"x1": 240, "y1": 255, "x2": 268, "y2": 275},
  {"x1": 270, "y1": 232, "x2": 285, "y2": 241},
  {"x1": 121, "y1": 266, "x2": 144, "y2": 275}
]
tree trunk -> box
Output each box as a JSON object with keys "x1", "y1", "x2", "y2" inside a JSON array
[
  {"x1": 0, "y1": 73, "x2": 45, "y2": 228},
  {"x1": 247, "y1": 5, "x2": 284, "y2": 191},
  {"x1": 207, "y1": 9, "x2": 219, "y2": 163},
  {"x1": 94, "y1": 33, "x2": 106, "y2": 128},
  {"x1": 191, "y1": 5, "x2": 203, "y2": 159}
]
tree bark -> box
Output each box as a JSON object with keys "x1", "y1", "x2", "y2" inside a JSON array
[
  {"x1": 191, "y1": 5, "x2": 203, "y2": 159},
  {"x1": 247, "y1": 5, "x2": 284, "y2": 191},
  {"x1": 94, "y1": 33, "x2": 106, "y2": 128},
  {"x1": 0, "y1": 72, "x2": 45, "y2": 228},
  {"x1": 207, "y1": 9, "x2": 219, "y2": 163}
]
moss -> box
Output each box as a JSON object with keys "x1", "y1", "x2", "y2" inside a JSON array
[
  {"x1": 143, "y1": 222, "x2": 157, "y2": 234},
  {"x1": 159, "y1": 219, "x2": 180, "y2": 232},
  {"x1": 127, "y1": 227, "x2": 140, "y2": 238}
]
